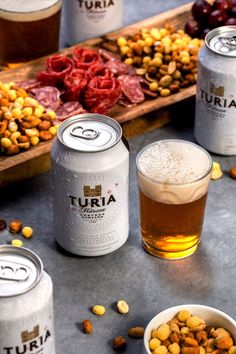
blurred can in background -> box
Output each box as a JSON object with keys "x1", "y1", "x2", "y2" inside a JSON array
[
  {"x1": 0, "y1": 245, "x2": 55, "y2": 354},
  {"x1": 63, "y1": 0, "x2": 123, "y2": 45},
  {"x1": 194, "y1": 26, "x2": 236, "y2": 155},
  {"x1": 51, "y1": 113, "x2": 129, "y2": 256}
]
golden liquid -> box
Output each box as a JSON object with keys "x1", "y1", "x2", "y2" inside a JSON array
[
  {"x1": 0, "y1": 10, "x2": 61, "y2": 64},
  {"x1": 139, "y1": 191, "x2": 208, "y2": 259}
]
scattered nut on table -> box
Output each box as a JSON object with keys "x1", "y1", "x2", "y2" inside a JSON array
[
  {"x1": 83, "y1": 319, "x2": 93, "y2": 334},
  {"x1": 117, "y1": 300, "x2": 129, "y2": 314},
  {"x1": 128, "y1": 326, "x2": 145, "y2": 338},
  {"x1": 229, "y1": 168, "x2": 236, "y2": 180},
  {"x1": 9, "y1": 219, "x2": 23, "y2": 233},
  {"x1": 92, "y1": 305, "x2": 106, "y2": 316},
  {"x1": 11, "y1": 239, "x2": 23, "y2": 247},
  {"x1": 211, "y1": 161, "x2": 223, "y2": 180},
  {"x1": 0, "y1": 219, "x2": 7, "y2": 231},
  {"x1": 21, "y1": 226, "x2": 33, "y2": 238},
  {"x1": 112, "y1": 335, "x2": 127, "y2": 350}
]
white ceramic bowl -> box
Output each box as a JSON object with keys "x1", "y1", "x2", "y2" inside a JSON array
[{"x1": 143, "y1": 304, "x2": 236, "y2": 354}]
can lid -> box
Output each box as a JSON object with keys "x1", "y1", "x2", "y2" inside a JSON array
[
  {"x1": 0, "y1": 245, "x2": 43, "y2": 297},
  {"x1": 57, "y1": 113, "x2": 122, "y2": 153},
  {"x1": 205, "y1": 26, "x2": 236, "y2": 57}
]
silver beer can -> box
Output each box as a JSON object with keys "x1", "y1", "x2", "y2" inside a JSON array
[
  {"x1": 194, "y1": 26, "x2": 236, "y2": 155},
  {"x1": 63, "y1": 0, "x2": 123, "y2": 45},
  {"x1": 51, "y1": 113, "x2": 129, "y2": 256},
  {"x1": 0, "y1": 245, "x2": 55, "y2": 354}
]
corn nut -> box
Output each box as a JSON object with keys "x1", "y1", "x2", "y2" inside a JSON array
[
  {"x1": 0, "y1": 81, "x2": 57, "y2": 155},
  {"x1": 117, "y1": 24, "x2": 203, "y2": 96}
]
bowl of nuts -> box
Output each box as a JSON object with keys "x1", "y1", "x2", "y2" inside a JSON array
[{"x1": 143, "y1": 304, "x2": 236, "y2": 354}]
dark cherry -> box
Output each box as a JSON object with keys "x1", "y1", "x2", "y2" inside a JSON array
[
  {"x1": 192, "y1": 0, "x2": 213, "y2": 22},
  {"x1": 225, "y1": 17, "x2": 236, "y2": 24},
  {"x1": 185, "y1": 19, "x2": 202, "y2": 37},
  {"x1": 214, "y1": 0, "x2": 231, "y2": 12},
  {"x1": 208, "y1": 9, "x2": 228, "y2": 27}
]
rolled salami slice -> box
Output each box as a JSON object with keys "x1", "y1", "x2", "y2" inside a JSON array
[
  {"x1": 84, "y1": 76, "x2": 122, "y2": 114},
  {"x1": 37, "y1": 53, "x2": 74, "y2": 85},
  {"x1": 73, "y1": 47, "x2": 101, "y2": 70},
  {"x1": 64, "y1": 68, "x2": 90, "y2": 101}
]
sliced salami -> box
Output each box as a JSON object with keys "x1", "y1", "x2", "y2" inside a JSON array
[
  {"x1": 118, "y1": 75, "x2": 145, "y2": 103},
  {"x1": 55, "y1": 102, "x2": 86, "y2": 121},
  {"x1": 99, "y1": 48, "x2": 120, "y2": 62},
  {"x1": 37, "y1": 53, "x2": 74, "y2": 86},
  {"x1": 84, "y1": 77, "x2": 122, "y2": 114},
  {"x1": 88, "y1": 62, "x2": 113, "y2": 79},
  {"x1": 30, "y1": 86, "x2": 61, "y2": 111},
  {"x1": 104, "y1": 59, "x2": 130, "y2": 76},
  {"x1": 73, "y1": 47, "x2": 101, "y2": 70},
  {"x1": 64, "y1": 68, "x2": 90, "y2": 101},
  {"x1": 17, "y1": 79, "x2": 41, "y2": 90}
]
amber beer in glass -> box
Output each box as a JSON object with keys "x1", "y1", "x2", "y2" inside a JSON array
[
  {"x1": 136, "y1": 139, "x2": 212, "y2": 260},
  {"x1": 0, "y1": 0, "x2": 62, "y2": 65}
]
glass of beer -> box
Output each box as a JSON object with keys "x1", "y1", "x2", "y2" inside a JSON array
[
  {"x1": 0, "y1": 0, "x2": 62, "y2": 65},
  {"x1": 136, "y1": 139, "x2": 212, "y2": 260}
]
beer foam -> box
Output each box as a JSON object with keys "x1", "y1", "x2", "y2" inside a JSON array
[
  {"x1": 0, "y1": 0, "x2": 62, "y2": 21},
  {"x1": 137, "y1": 140, "x2": 212, "y2": 204}
]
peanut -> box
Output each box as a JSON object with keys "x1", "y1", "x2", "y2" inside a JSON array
[
  {"x1": 211, "y1": 162, "x2": 223, "y2": 180},
  {"x1": 117, "y1": 300, "x2": 129, "y2": 314}
]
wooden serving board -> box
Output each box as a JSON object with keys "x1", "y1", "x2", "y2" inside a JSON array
[{"x1": 0, "y1": 2, "x2": 194, "y2": 187}]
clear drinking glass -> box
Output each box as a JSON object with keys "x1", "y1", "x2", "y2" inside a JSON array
[{"x1": 136, "y1": 139, "x2": 212, "y2": 260}]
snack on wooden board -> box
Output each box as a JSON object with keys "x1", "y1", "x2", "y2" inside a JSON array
[
  {"x1": 0, "y1": 81, "x2": 57, "y2": 155},
  {"x1": 116, "y1": 25, "x2": 203, "y2": 97}
]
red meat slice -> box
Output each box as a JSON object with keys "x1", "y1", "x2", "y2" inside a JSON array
[
  {"x1": 88, "y1": 62, "x2": 113, "y2": 79},
  {"x1": 64, "y1": 68, "x2": 90, "y2": 101},
  {"x1": 30, "y1": 86, "x2": 61, "y2": 111},
  {"x1": 55, "y1": 102, "x2": 87, "y2": 121},
  {"x1": 84, "y1": 77, "x2": 122, "y2": 114},
  {"x1": 37, "y1": 53, "x2": 74, "y2": 85},
  {"x1": 118, "y1": 75, "x2": 145, "y2": 103},
  {"x1": 73, "y1": 47, "x2": 101, "y2": 70}
]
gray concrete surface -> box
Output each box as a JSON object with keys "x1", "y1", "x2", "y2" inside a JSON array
[{"x1": 1, "y1": 1, "x2": 236, "y2": 354}]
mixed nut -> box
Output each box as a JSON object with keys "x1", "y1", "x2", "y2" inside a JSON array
[
  {"x1": 117, "y1": 25, "x2": 203, "y2": 97},
  {"x1": 0, "y1": 218, "x2": 33, "y2": 247},
  {"x1": 0, "y1": 81, "x2": 57, "y2": 155},
  {"x1": 148, "y1": 310, "x2": 235, "y2": 354}
]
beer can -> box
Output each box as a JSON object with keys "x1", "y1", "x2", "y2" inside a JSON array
[
  {"x1": 51, "y1": 113, "x2": 129, "y2": 256},
  {"x1": 63, "y1": 0, "x2": 123, "y2": 45},
  {"x1": 0, "y1": 245, "x2": 55, "y2": 354},
  {"x1": 194, "y1": 26, "x2": 236, "y2": 155}
]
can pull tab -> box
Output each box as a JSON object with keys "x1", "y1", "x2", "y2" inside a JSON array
[
  {"x1": 0, "y1": 260, "x2": 30, "y2": 281},
  {"x1": 219, "y1": 36, "x2": 236, "y2": 51},
  {"x1": 70, "y1": 126, "x2": 100, "y2": 140}
]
